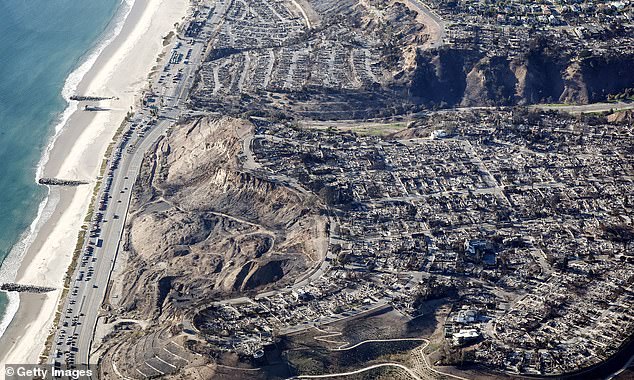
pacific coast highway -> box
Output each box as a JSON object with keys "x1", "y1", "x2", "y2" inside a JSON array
[{"x1": 48, "y1": 16, "x2": 210, "y2": 373}]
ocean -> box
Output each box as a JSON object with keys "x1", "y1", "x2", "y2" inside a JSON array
[{"x1": 0, "y1": 0, "x2": 121, "y2": 334}]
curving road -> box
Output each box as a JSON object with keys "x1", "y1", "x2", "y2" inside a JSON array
[
  {"x1": 331, "y1": 338, "x2": 427, "y2": 352},
  {"x1": 407, "y1": 0, "x2": 446, "y2": 49},
  {"x1": 295, "y1": 362, "x2": 424, "y2": 380},
  {"x1": 294, "y1": 338, "x2": 473, "y2": 380}
]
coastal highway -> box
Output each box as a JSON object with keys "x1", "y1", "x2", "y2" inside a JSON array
[{"x1": 49, "y1": 19, "x2": 208, "y2": 372}]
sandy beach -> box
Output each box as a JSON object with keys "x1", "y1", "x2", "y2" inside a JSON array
[{"x1": 0, "y1": 0, "x2": 189, "y2": 369}]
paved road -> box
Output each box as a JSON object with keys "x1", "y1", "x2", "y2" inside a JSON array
[
  {"x1": 49, "y1": 15, "x2": 208, "y2": 371},
  {"x1": 295, "y1": 338, "x2": 473, "y2": 380},
  {"x1": 608, "y1": 354, "x2": 634, "y2": 380},
  {"x1": 532, "y1": 101, "x2": 634, "y2": 113},
  {"x1": 408, "y1": 0, "x2": 446, "y2": 49},
  {"x1": 295, "y1": 362, "x2": 424, "y2": 380},
  {"x1": 331, "y1": 338, "x2": 427, "y2": 352}
]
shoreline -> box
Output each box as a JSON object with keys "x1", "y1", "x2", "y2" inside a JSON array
[
  {"x1": 0, "y1": 0, "x2": 136, "y2": 343},
  {"x1": 0, "y1": 0, "x2": 189, "y2": 370}
]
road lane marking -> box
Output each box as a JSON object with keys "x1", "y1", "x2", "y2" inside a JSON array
[
  {"x1": 155, "y1": 354, "x2": 177, "y2": 369},
  {"x1": 145, "y1": 361, "x2": 165, "y2": 375},
  {"x1": 163, "y1": 346, "x2": 187, "y2": 361}
]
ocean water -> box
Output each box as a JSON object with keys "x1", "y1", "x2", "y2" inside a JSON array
[{"x1": 0, "y1": 0, "x2": 120, "y2": 330}]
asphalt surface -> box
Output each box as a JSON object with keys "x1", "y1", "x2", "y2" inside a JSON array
[
  {"x1": 409, "y1": 0, "x2": 447, "y2": 49},
  {"x1": 49, "y1": 25, "x2": 207, "y2": 371},
  {"x1": 532, "y1": 101, "x2": 634, "y2": 113}
]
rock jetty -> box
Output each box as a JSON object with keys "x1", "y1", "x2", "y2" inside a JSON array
[
  {"x1": 1, "y1": 283, "x2": 55, "y2": 293},
  {"x1": 70, "y1": 95, "x2": 115, "y2": 101},
  {"x1": 84, "y1": 105, "x2": 108, "y2": 111},
  {"x1": 38, "y1": 178, "x2": 89, "y2": 186}
]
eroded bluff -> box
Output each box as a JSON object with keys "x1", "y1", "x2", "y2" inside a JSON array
[
  {"x1": 408, "y1": 41, "x2": 634, "y2": 107},
  {"x1": 98, "y1": 117, "x2": 327, "y2": 378},
  {"x1": 118, "y1": 116, "x2": 326, "y2": 320}
]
